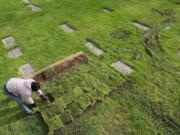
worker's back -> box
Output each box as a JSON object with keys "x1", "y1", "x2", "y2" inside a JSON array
[{"x1": 6, "y1": 78, "x2": 34, "y2": 102}]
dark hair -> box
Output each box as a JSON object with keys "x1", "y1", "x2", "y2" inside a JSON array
[{"x1": 31, "y1": 82, "x2": 40, "y2": 91}]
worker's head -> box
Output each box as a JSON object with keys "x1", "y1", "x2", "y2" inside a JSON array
[{"x1": 31, "y1": 82, "x2": 40, "y2": 91}]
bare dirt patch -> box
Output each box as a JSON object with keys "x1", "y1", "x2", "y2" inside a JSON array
[
  {"x1": 33, "y1": 52, "x2": 89, "y2": 83},
  {"x1": 110, "y1": 28, "x2": 131, "y2": 40}
]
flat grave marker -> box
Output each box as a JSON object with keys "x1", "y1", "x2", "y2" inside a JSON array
[
  {"x1": 103, "y1": 7, "x2": 113, "y2": 13},
  {"x1": 8, "y1": 48, "x2": 22, "y2": 59},
  {"x1": 19, "y1": 63, "x2": 35, "y2": 78},
  {"x1": 27, "y1": 4, "x2": 42, "y2": 12},
  {"x1": 111, "y1": 61, "x2": 134, "y2": 75},
  {"x1": 22, "y1": 0, "x2": 30, "y2": 4},
  {"x1": 177, "y1": 50, "x2": 180, "y2": 57},
  {"x1": 59, "y1": 23, "x2": 75, "y2": 33},
  {"x1": 2, "y1": 37, "x2": 16, "y2": 47},
  {"x1": 132, "y1": 21, "x2": 150, "y2": 31},
  {"x1": 84, "y1": 40, "x2": 103, "y2": 56}
]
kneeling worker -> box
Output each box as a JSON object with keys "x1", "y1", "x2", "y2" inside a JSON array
[{"x1": 3, "y1": 78, "x2": 48, "y2": 114}]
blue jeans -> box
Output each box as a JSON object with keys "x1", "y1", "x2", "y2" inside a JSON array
[{"x1": 3, "y1": 84, "x2": 32, "y2": 114}]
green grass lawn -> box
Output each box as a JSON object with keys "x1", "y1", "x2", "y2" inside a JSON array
[{"x1": 0, "y1": 0, "x2": 180, "y2": 135}]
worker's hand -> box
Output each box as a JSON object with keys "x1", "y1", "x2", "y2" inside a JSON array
[
  {"x1": 31, "y1": 107, "x2": 39, "y2": 114},
  {"x1": 40, "y1": 95, "x2": 49, "y2": 101},
  {"x1": 28, "y1": 110, "x2": 36, "y2": 115}
]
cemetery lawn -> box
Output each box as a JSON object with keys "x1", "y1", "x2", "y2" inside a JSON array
[{"x1": 0, "y1": 0, "x2": 180, "y2": 135}]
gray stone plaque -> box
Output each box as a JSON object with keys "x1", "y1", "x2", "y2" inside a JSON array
[
  {"x1": 2, "y1": 37, "x2": 16, "y2": 47},
  {"x1": 59, "y1": 23, "x2": 75, "y2": 33},
  {"x1": 19, "y1": 63, "x2": 35, "y2": 78},
  {"x1": 8, "y1": 48, "x2": 22, "y2": 59},
  {"x1": 111, "y1": 61, "x2": 134, "y2": 75},
  {"x1": 132, "y1": 22, "x2": 150, "y2": 31},
  {"x1": 85, "y1": 41, "x2": 103, "y2": 56},
  {"x1": 27, "y1": 4, "x2": 42, "y2": 12}
]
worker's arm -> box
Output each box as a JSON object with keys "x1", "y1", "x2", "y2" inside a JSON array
[
  {"x1": 37, "y1": 89, "x2": 49, "y2": 100},
  {"x1": 28, "y1": 103, "x2": 37, "y2": 109},
  {"x1": 22, "y1": 95, "x2": 37, "y2": 111},
  {"x1": 37, "y1": 89, "x2": 43, "y2": 96}
]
